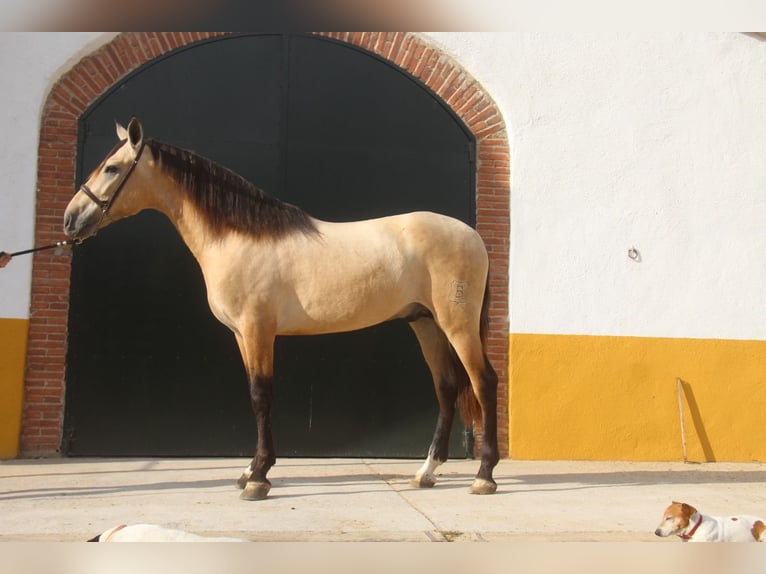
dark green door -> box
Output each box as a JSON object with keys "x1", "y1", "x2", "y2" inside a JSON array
[{"x1": 64, "y1": 34, "x2": 476, "y2": 457}]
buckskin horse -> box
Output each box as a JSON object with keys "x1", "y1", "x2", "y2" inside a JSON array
[{"x1": 63, "y1": 117, "x2": 499, "y2": 500}]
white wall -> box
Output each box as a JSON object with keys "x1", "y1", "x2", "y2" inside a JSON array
[
  {"x1": 428, "y1": 32, "x2": 766, "y2": 341},
  {"x1": 0, "y1": 32, "x2": 109, "y2": 319},
  {"x1": 3, "y1": 32, "x2": 766, "y2": 343}
]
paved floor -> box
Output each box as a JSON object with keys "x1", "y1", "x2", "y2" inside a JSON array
[{"x1": 2, "y1": 457, "x2": 766, "y2": 542}]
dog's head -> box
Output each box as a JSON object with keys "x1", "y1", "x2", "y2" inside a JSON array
[{"x1": 654, "y1": 501, "x2": 697, "y2": 537}]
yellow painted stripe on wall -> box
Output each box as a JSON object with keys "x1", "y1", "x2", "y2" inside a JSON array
[
  {"x1": 509, "y1": 333, "x2": 766, "y2": 462},
  {"x1": 0, "y1": 318, "x2": 28, "y2": 458}
]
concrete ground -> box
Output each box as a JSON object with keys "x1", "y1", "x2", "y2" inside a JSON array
[{"x1": 2, "y1": 457, "x2": 766, "y2": 542}]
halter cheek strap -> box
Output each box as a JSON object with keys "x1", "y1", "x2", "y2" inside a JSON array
[
  {"x1": 680, "y1": 514, "x2": 703, "y2": 541},
  {"x1": 79, "y1": 141, "x2": 146, "y2": 217}
]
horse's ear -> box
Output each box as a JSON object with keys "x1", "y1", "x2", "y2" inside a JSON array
[
  {"x1": 115, "y1": 120, "x2": 128, "y2": 141},
  {"x1": 127, "y1": 116, "x2": 143, "y2": 151}
]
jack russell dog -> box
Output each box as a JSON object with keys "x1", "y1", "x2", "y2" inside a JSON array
[
  {"x1": 655, "y1": 501, "x2": 766, "y2": 542},
  {"x1": 88, "y1": 523, "x2": 247, "y2": 542}
]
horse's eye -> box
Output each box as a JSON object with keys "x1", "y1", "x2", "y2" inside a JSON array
[{"x1": 104, "y1": 165, "x2": 120, "y2": 175}]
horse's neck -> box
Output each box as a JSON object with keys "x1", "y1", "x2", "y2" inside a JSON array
[{"x1": 150, "y1": 178, "x2": 221, "y2": 264}]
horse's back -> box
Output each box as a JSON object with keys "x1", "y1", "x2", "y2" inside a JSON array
[
  {"x1": 270, "y1": 211, "x2": 488, "y2": 335},
  {"x1": 385, "y1": 211, "x2": 488, "y2": 283},
  {"x1": 316, "y1": 210, "x2": 487, "y2": 282}
]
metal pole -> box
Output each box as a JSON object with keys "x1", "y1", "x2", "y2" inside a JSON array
[{"x1": 677, "y1": 377, "x2": 688, "y2": 463}]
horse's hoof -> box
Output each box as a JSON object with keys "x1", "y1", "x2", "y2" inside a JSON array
[
  {"x1": 236, "y1": 473, "x2": 250, "y2": 490},
  {"x1": 240, "y1": 481, "x2": 271, "y2": 501},
  {"x1": 468, "y1": 478, "x2": 497, "y2": 495},
  {"x1": 410, "y1": 475, "x2": 436, "y2": 488}
]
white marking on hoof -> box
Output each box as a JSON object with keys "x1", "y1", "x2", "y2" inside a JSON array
[
  {"x1": 236, "y1": 465, "x2": 253, "y2": 489},
  {"x1": 240, "y1": 481, "x2": 271, "y2": 501},
  {"x1": 411, "y1": 455, "x2": 443, "y2": 489},
  {"x1": 410, "y1": 475, "x2": 437, "y2": 488},
  {"x1": 468, "y1": 478, "x2": 497, "y2": 495}
]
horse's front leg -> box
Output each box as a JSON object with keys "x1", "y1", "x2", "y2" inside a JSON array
[
  {"x1": 233, "y1": 331, "x2": 277, "y2": 501},
  {"x1": 241, "y1": 371, "x2": 276, "y2": 500}
]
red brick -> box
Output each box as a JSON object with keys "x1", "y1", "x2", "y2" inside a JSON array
[
  {"x1": 386, "y1": 33, "x2": 405, "y2": 63},
  {"x1": 157, "y1": 32, "x2": 174, "y2": 53},
  {"x1": 104, "y1": 42, "x2": 130, "y2": 78},
  {"x1": 372, "y1": 32, "x2": 386, "y2": 54},
  {"x1": 393, "y1": 35, "x2": 414, "y2": 69}
]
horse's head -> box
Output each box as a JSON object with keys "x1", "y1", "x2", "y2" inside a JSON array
[{"x1": 64, "y1": 116, "x2": 148, "y2": 241}]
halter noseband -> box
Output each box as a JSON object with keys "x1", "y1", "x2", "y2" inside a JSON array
[{"x1": 79, "y1": 141, "x2": 146, "y2": 217}]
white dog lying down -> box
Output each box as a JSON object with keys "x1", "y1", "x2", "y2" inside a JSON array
[
  {"x1": 655, "y1": 501, "x2": 766, "y2": 542},
  {"x1": 88, "y1": 524, "x2": 247, "y2": 542}
]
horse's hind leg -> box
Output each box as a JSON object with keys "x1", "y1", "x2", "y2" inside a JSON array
[
  {"x1": 447, "y1": 332, "x2": 499, "y2": 495},
  {"x1": 409, "y1": 317, "x2": 459, "y2": 489},
  {"x1": 469, "y1": 357, "x2": 498, "y2": 495}
]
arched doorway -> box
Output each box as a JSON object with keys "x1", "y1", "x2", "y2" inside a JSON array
[{"x1": 22, "y1": 32, "x2": 509, "y2": 458}]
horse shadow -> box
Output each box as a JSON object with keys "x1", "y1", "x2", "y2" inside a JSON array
[{"x1": 4, "y1": 460, "x2": 765, "y2": 502}]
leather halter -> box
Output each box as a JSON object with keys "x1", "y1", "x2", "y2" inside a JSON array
[{"x1": 79, "y1": 141, "x2": 145, "y2": 217}]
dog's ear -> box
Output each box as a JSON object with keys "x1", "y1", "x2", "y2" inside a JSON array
[{"x1": 681, "y1": 502, "x2": 697, "y2": 518}]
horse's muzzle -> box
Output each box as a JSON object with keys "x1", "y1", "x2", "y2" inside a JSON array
[
  {"x1": 63, "y1": 212, "x2": 76, "y2": 236},
  {"x1": 63, "y1": 205, "x2": 99, "y2": 241}
]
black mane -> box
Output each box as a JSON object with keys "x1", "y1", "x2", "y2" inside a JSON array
[{"x1": 147, "y1": 139, "x2": 318, "y2": 239}]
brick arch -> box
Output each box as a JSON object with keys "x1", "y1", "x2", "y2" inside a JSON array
[{"x1": 22, "y1": 32, "x2": 510, "y2": 457}]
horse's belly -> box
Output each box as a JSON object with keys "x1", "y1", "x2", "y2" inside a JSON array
[{"x1": 276, "y1": 281, "x2": 411, "y2": 336}]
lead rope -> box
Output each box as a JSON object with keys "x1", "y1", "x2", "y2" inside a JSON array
[{"x1": 1, "y1": 239, "x2": 79, "y2": 260}]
